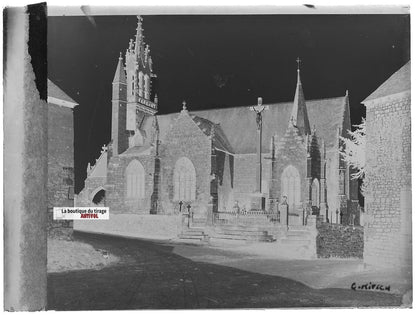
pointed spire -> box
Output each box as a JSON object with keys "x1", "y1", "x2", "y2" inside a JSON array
[
  {"x1": 340, "y1": 88, "x2": 351, "y2": 137},
  {"x1": 343, "y1": 89, "x2": 350, "y2": 111},
  {"x1": 290, "y1": 57, "x2": 311, "y2": 135},
  {"x1": 113, "y1": 52, "x2": 126, "y2": 83},
  {"x1": 135, "y1": 15, "x2": 144, "y2": 56}
]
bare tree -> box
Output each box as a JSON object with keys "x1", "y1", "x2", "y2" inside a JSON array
[{"x1": 340, "y1": 119, "x2": 367, "y2": 194}]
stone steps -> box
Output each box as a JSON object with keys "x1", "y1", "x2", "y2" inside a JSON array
[
  {"x1": 178, "y1": 228, "x2": 208, "y2": 241},
  {"x1": 214, "y1": 229, "x2": 269, "y2": 236},
  {"x1": 215, "y1": 225, "x2": 269, "y2": 232},
  {"x1": 211, "y1": 224, "x2": 276, "y2": 242},
  {"x1": 211, "y1": 233, "x2": 275, "y2": 242}
]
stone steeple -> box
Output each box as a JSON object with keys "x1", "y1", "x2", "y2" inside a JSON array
[
  {"x1": 111, "y1": 53, "x2": 128, "y2": 156},
  {"x1": 125, "y1": 15, "x2": 156, "y2": 106},
  {"x1": 113, "y1": 52, "x2": 126, "y2": 84},
  {"x1": 124, "y1": 15, "x2": 158, "y2": 137},
  {"x1": 340, "y1": 89, "x2": 351, "y2": 138},
  {"x1": 134, "y1": 16, "x2": 144, "y2": 57},
  {"x1": 290, "y1": 58, "x2": 311, "y2": 135}
]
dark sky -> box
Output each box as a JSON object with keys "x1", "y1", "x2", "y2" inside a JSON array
[{"x1": 48, "y1": 14, "x2": 410, "y2": 193}]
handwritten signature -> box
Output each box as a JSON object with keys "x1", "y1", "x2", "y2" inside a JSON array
[{"x1": 351, "y1": 282, "x2": 390, "y2": 292}]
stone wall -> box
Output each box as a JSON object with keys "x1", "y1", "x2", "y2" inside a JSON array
[
  {"x1": 75, "y1": 176, "x2": 107, "y2": 207},
  {"x1": 233, "y1": 154, "x2": 256, "y2": 209},
  {"x1": 233, "y1": 153, "x2": 272, "y2": 210},
  {"x1": 159, "y1": 111, "x2": 212, "y2": 218},
  {"x1": 216, "y1": 151, "x2": 234, "y2": 212},
  {"x1": 364, "y1": 92, "x2": 411, "y2": 268},
  {"x1": 47, "y1": 103, "x2": 75, "y2": 238},
  {"x1": 325, "y1": 150, "x2": 339, "y2": 216},
  {"x1": 270, "y1": 123, "x2": 307, "y2": 209},
  {"x1": 316, "y1": 222, "x2": 363, "y2": 258},
  {"x1": 4, "y1": 6, "x2": 48, "y2": 309},
  {"x1": 106, "y1": 154, "x2": 155, "y2": 214}
]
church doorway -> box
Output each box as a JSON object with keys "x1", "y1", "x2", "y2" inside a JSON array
[
  {"x1": 281, "y1": 165, "x2": 301, "y2": 211},
  {"x1": 91, "y1": 188, "x2": 106, "y2": 206}
]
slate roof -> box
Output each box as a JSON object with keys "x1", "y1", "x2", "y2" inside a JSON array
[
  {"x1": 113, "y1": 55, "x2": 127, "y2": 83},
  {"x1": 364, "y1": 61, "x2": 411, "y2": 102},
  {"x1": 142, "y1": 95, "x2": 347, "y2": 155},
  {"x1": 190, "y1": 115, "x2": 235, "y2": 154},
  {"x1": 48, "y1": 79, "x2": 78, "y2": 104},
  {"x1": 121, "y1": 144, "x2": 152, "y2": 156}
]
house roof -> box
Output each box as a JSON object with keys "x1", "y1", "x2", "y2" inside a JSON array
[
  {"x1": 143, "y1": 95, "x2": 346, "y2": 154},
  {"x1": 48, "y1": 79, "x2": 78, "y2": 108},
  {"x1": 364, "y1": 61, "x2": 411, "y2": 102}
]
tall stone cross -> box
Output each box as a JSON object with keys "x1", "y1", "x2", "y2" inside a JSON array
[{"x1": 250, "y1": 97, "x2": 269, "y2": 193}]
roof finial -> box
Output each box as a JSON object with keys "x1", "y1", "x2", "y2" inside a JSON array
[
  {"x1": 296, "y1": 57, "x2": 301, "y2": 72},
  {"x1": 119, "y1": 52, "x2": 122, "y2": 59},
  {"x1": 135, "y1": 15, "x2": 144, "y2": 55},
  {"x1": 182, "y1": 100, "x2": 187, "y2": 111},
  {"x1": 345, "y1": 89, "x2": 349, "y2": 97},
  {"x1": 137, "y1": 15, "x2": 143, "y2": 31}
]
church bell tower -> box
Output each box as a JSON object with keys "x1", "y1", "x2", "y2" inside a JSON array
[{"x1": 111, "y1": 15, "x2": 158, "y2": 155}]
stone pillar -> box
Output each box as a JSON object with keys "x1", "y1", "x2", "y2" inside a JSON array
[
  {"x1": 319, "y1": 140, "x2": 328, "y2": 220},
  {"x1": 306, "y1": 177, "x2": 312, "y2": 206},
  {"x1": 249, "y1": 98, "x2": 268, "y2": 210},
  {"x1": 150, "y1": 155, "x2": 161, "y2": 214},
  {"x1": 206, "y1": 196, "x2": 215, "y2": 226},
  {"x1": 279, "y1": 203, "x2": 289, "y2": 227},
  {"x1": 4, "y1": 6, "x2": 47, "y2": 310}
]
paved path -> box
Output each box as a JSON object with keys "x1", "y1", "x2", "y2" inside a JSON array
[
  {"x1": 47, "y1": 232, "x2": 402, "y2": 310},
  {"x1": 173, "y1": 243, "x2": 412, "y2": 295}
]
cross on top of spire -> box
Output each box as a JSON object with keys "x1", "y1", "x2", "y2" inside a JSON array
[
  {"x1": 137, "y1": 15, "x2": 143, "y2": 29},
  {"x1": 182, "y1": 100, "x2": 187, "y2": 111},
  {"x1": 296, "y1": 57, "x2": 301, "y2": 71},
  {"x1": 135, "y1": 15, "x2": 144, "y2": 39}
]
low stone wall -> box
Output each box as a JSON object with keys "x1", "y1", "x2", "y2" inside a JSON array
[
  {"x1": 316, "y1": 223, "x2": 363, "y2": 259},
  {"x1": 74, "y1": 214, "x2": 182, "y2": 240}
]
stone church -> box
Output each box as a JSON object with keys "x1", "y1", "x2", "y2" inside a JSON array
[{"x1": 76, "y1": 17, "x2": 359, "y2": 231}]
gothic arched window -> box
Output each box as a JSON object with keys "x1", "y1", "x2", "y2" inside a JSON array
[
  {"x1": 311, "y1": 178, "x2": 320, "y2": 207},
  {"x1": 138, "y1": 72, "x2": 144, "y2": 97},
  {"x1": 281, "y1": 165, "x2": 301, "y2": 207},
  {"x1": 173, "y1": 157, "x2": 196, "y2": 201},
  {"x1": 126, "y1": 159, "x2": 145, "y2": 199},
  {"x1": 144, "y1": 74, "x2": 150, "y2": 99}
]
